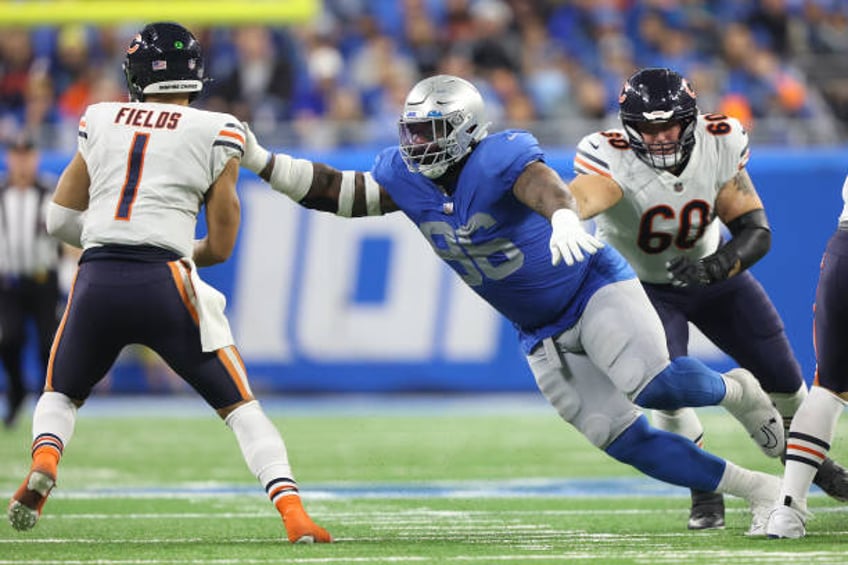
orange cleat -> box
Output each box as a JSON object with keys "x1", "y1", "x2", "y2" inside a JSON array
[
  {"x1": 8, "y1": 469, "x2": 56, "y2": 531},
  {"x1": 280, "y1": 498, "x2": 332, "y2": 544}
]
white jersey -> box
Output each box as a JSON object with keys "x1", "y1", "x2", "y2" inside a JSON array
[
  {"x1": 573, "y1": 114, "x2": 750, "y2": 283},
  {"x1": 840, "y1": 175, "x2": 848, "y2": 227},
  {"x1": 78, "y1": 101, "x2": 244, "y2": 257}
]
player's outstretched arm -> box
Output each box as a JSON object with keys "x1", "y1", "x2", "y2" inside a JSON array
[
  {"x1": 513, "y1": 161, "x2": 603, "y2": 266},
  {"x1": 567, "y1": 173, "x2": 624, "y2": 220},
  {"x1": 241, "y1": 122, "x2": 396, "y2": 217}
]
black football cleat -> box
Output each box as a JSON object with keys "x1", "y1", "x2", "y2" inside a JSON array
[
  {"x1": 688, "y1": 489, "x2": 725, "y2": 530},
  {"x1": 813, "y1": 457, "x2": 848, "y2": 503}
]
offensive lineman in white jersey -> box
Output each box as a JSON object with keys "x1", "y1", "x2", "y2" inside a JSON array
[
  {"x1": 6, "y1": 22, "x2": 331, "y2": 544},
  {"x1": 568, "y1": 67, "x2": 848, "y2": 530}
]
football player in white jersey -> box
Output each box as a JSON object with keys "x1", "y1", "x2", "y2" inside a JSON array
[
  {"x1": 6, "y1": 22, "x2": 331, "y2": 544},
  {"x1": 766, "y1": 174, "x2": 848, "y2": 538},
  {"x1": 568, "y1": 67, "x2": 848, "y2": 530}
]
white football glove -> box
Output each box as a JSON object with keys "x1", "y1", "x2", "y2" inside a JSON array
[
  {"x1": 549, "y1": 208, "x2": 604, "y2": 266},
  {"x1": 240, "y1": 121, "x2": 271, "y2": 174}
]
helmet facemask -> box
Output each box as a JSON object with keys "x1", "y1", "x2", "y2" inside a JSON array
[
  {"x1": 398, "y1": 74, "x2": 490, "y2": 179},
  {"x1": 623, "y1": 115, "x2": 697, "y2": 170},
  {"x1": 399, "y1": 111, "x2": 477, "y2": 179}
]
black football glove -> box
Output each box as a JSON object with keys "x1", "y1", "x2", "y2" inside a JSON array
[{"x1": 666, "y1": 254, "x2": 734, "y2": 288}]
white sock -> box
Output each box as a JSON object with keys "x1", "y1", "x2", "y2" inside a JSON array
[
  {"x1": 31, "y1": 391, "x2": 78, "y2": 458},
  {"x1": 651, "y1": 408, "x2": 704, "y2": 444},
  {"x1": 770, "y1": 383, "x2": 808, "y2": 431},
  {"x1": 719, "y1": 375, "x2": 743, "y2": 408},
  {"x1": 780, "y1": 386, "x2": 845, "y2": 511},
  {"x1": 715, "y1": 461, "x2": 754, "y2": 499},
  {"x1": 225, "y1": 401, "x2": 298, "y2": 503},
  {"x1": 715, "y1": 460, "x2": 778, "y2": 504}
]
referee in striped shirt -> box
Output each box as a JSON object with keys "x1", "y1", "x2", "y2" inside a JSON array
[{"x1": 0, "y1": 132, "x2": 63, "y2": 428}]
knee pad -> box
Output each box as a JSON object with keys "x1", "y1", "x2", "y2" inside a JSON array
[{"x1": 635, "y1": 357, "x2": 724, "y2": 410}]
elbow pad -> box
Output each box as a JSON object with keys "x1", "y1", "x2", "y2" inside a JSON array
[
  {"x1": 722, "y1": 208, "x2": 771, "y2": 271},
  {"x1": 703, "y1": 209, "x2": 771, "y2": 281},
  {"x1": 267, "y1": 153, "x2": 313, "y2": 202},
  {"x1": 46, "y1": 202, "x2": 85, "y2": 247}
]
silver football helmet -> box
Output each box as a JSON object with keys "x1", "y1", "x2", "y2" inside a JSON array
[{"x1": 398, "y1": 75, "x2": 490, "y2": 179}]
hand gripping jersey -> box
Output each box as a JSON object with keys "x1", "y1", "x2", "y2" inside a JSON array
[
  {"x1": 77, "y1": 102, "x2": 244, "y2": 257},
  {"x1": 372, "y1": 130, "x2": 635, "y2": 354},
  {"x1": 574, "y1": 114, "x2": 750, "y2": 284}
]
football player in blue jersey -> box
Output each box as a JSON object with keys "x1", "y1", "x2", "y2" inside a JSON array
[{"x1": 244, "y1": 74, "x2": 785, "y2": 535}]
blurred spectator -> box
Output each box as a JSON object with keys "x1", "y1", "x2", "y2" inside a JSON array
[
  {"x1": 746, "y1": 0, "x2": 795, "y2": 57},
  {"x1": 0, "y1": 29, "x2": 39, "y2": 138},
  {"x1": 803, "y1": 0, "x2": 848, "y2": 54},
  {"x1": 403, "y1": 0, "x2": 443, "y2": 76},
  {"x1": 349, "y1": 30, "x2": 417, "y2": 117},
  {"x1": 0, "y1": 2, "x2": 845, "y2": 148},
  {"x1": 469, "y1": 0, "x2": 521, "y2": 73},
  {"x1": 519, "y1": 15, "x2": 573, "y2": 119},
  {"x1": 205, "y1": 26, "x2": 297, "y2": 124},
  {"x1": 0, "y1": 131, "x2": 63, "y2": 428},
  {"x1": 443, "y1": 0, "x2": 476, "y2": 45},
  {"x1": 488, "y1": 67, "x2": 536, "y2": 125},
  {"x1": 52, "y1": 25, "x2": 95, "y2": 121},
  {"x1": 290, "y1": 24, "x2": 367, "y2": 148}
]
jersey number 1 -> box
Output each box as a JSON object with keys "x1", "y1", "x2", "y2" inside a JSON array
[{"x1": 115, "y1": 132, "x2": 150, "y2": 221}]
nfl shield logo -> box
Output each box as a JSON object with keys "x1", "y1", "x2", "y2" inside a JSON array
[{"x1": 674, "y1": 182, "x2": 684, "y2": 193}]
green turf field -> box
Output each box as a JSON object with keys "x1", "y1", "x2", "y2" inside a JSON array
[{"x1": 2, "y1": 395, "x2": 848, "y2": 564}]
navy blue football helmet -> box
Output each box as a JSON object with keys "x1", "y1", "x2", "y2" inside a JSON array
[
  {"x1": 123, "y1": 22, "x2": 205, "y2": 102},
  {"x1": 619, "y1": 68, "x2": 698, "y2": 170}
]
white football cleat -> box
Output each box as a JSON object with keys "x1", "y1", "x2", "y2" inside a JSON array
[
  {"x1": 766, "y1": 500, "x2": 809, "y2": 539},
  {"x1": 744, "y1": 472, "x2": 781, "y2": 537},
  {"x1": 722, "y1": 368, "x2": 785, "y2": 458}
]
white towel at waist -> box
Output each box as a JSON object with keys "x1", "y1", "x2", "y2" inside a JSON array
[{"x1": 175, "y1": 258, "x2": 235, "y2": 352}]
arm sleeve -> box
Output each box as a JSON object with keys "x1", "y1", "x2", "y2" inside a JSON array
[
  {"x1": 701, "y1": 208, "x2": 771, "y2": 281},
  {"x1": 46, "y1": 202, "x2": 85, "y2": 248}
]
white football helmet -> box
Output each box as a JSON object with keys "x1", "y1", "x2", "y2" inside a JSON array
[{"x1": 398, "y1": 75, "x2": 490, "y2": 179}]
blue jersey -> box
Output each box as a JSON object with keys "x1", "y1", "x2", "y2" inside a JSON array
[{"x1": 372, "y1": 130, "x2": 635, "y2": 354}]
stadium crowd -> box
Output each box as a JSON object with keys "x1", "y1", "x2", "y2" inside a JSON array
[{"x1": 0, "y1": 0, "x2": 847, "y2": 151}]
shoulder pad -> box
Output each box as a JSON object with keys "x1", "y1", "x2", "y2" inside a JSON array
[
  {"x1": 474, "y1": 130, "x2": 543, "y2": 175},
  {"x1": 698, "y1": 114, "x2": 750, "y2": 169},
  {"x1": 573, "y1": 130, "x2": 629, "y2": 178}
]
